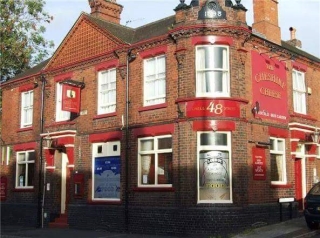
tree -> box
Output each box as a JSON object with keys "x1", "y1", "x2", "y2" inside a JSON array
[{"x1": 0, "y1": 0, "x2": 54, "y2": 82}]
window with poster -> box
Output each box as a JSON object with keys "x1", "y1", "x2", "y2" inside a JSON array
[
  {"x1": 197, "y1": 131, "x2": 232, "y2": 203},
  {"x1": 138, "y1": 135, "x2": 172, "y2": 187},
  {"x1": 92, "y1": 141, "x2": 121, "y2": 201}
]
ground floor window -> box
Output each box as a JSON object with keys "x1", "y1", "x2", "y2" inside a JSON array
[
  {"x1": 92, "y1": 141, "x2": 121, "y2": 201},
  {"x1": 270, "y1": 137, "x2": 286, "y2": 185},
  {"x1": 15, "y1": 150, "x2": 35, "y2": 188},
  {"x1": 197, "y1": 131, "x2": 232, "y2": 203},
  {"x1": 138, "y1": 135, "x2": 172, "y2": 187}
]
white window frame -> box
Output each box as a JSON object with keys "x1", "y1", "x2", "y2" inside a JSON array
[
  {"x1": 15, "y1": 150, "x2": 35, "y2": 188},
  {"x1": 270, "y1": 137, "x2": 287, "y2": 185},
  {"x1": 97, "y1": 68, "x2": 117, "y2": 115},
  {"x1": 196, "y1": 45, "x2": 230, "y2": 97},
  {"x1": 92, "y1": 141, "x2": 121, "y2": 201},
  {"x1": 143, "y1": 55, "x2": 166, "y2": 106},
  {"x1": 56, "y1": 83, "x2": 70, "y2": 122},
  {"x1": 292, "y1": 69, "x2": 306, "y2": 114},
  {"x1": 197, "y1": 131, "x2": 232, "y2": 204},
  {"x1": 138, "y1": 135, "x2": 172, "y2": 187},
  {"x1": 20, "y1": 90, "x2": 33, "y2": 128}
]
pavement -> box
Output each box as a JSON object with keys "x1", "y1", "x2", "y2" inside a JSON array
[{"x1": 1, "y1": 217, "x2": 320, "y2": 238}]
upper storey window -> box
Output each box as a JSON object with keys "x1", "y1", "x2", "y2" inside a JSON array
[
  {"x1": 196, "y1": 45, "x2": 230, "y2": 97},
  {"x1": 56, "y1": 83, "x2": 70, "y2": 122},
  {"x1": 20, "y1": 90, "x2": 33, "y2": 128},
  {"x1": 97, "y1": 68, "x2": 116, "y2": 115},
  {"x1": 143, "y1": 55, "x2": 166, "y2": 106},
  {"x1": 292, "y1": 69, "x2": 306, "y2": 114}
]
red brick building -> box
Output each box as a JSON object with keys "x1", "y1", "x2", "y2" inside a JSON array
[{"x1": 1, "y1": 0, "x2": 320, "y2": 236}]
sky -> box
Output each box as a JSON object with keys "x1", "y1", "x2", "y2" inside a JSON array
[{"x1": 43, "y1": 0, "x2": 320, "y2": 58}]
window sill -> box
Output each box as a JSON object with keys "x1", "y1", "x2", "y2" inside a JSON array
[
  {"x1": 270, "y1": 184, "x2": 292, "y2": 189},
  {"x1": 138, "y1": 103, "x2": 167, "y2": 112},
  {"x1": 93, "y1": 112, "x2": 117, "y2": 119},
  {"x1": 290, "y1": 113, "x2": 317, "y2": 121},
  {"x1": 17, "y1": 127, "x2": 33, "y2": 133},
  {"x1": 87, "y1": 200, "x2": 121, "y2": 205},
  {"x1": 133, "y1": 187, "x2": 175, "y2": 192},
  {"x1": 13, "y1": 188, "x2": 35, "y2": 192},
  {"x1": 46, "y1": 121, "x2": 76, "y2": 127}
]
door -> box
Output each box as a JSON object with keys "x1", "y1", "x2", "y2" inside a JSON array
[
  {"x1": 295, "y1": 158, "x2": 303, "y2": 210},
  {"x1": 61, "y1": 153, "x2": 68, "y2": 214}
]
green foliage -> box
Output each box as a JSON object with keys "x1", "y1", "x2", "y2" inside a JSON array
[{"x1": 0, "y1": 0, "x2": 54, "y2": 82}]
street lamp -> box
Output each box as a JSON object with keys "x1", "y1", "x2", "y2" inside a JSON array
[
  {"x1": 311, "y1": 130, "x2": 320, "y2": 144},
  {"x1": 43, "y1": 135, "x2": 53, "y2": 148}
]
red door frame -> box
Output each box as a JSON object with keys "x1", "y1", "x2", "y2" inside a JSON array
[{"x1": 295, "y1": 158, "x2": 303, "y2": 210}]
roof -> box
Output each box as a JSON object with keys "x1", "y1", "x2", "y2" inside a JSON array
[
  {"x1": 6, "y1": 12, "x2": 320, "y2": 82},
  {"x1": 281, "y1": 41, "x2": 320, "y2": 63},
  {"x1": 84, "y1": 13, "x2": 135, "y2": 43},
  {"x1": 8, "y1": 58, "x2": 50, "y2": 81},
  {"x1": 84, "y1": 13, "x2": 176, "y2": 44}
]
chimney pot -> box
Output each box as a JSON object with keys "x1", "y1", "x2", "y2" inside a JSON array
[
  {"x1": 289, "y1": 27, "x2": 296, "y2": 40},
  {"x1": 88, "y1": 0, "x2": 123, "y2": 24}
]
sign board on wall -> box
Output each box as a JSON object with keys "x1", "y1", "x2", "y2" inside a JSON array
[
  {"x1": 251, "y1": 51, "x2": 288, "y2": 122},
  {"x1": 62, "y1": 84, "x2": 81, "y2": 113},
  {"x1": 252, "y1": 147, "x2": 266, "y2": 180},
  {"x1": 186, "y1": 99, "x2": 241, "y2": 118}
]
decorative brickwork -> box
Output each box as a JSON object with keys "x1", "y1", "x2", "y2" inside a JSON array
[{"x1": 48, "y1": 17, "x2": 120, "y2": 70}]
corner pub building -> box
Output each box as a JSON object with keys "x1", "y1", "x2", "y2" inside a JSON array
[{"x1": 1, "y1": 0, "x2": 320, "y2": 236}]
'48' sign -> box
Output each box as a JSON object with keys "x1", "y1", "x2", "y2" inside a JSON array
[
  {"x1": 207, "y1": 102, "x2": 224, "y2": 114},
  {"x1": 186, "y1": 99, "x2": 241, "y2": 118}
]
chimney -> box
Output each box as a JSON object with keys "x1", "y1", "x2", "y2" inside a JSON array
[
  {"x1": 252, "y1": 0, "x2": 281, "y2": 45},
  {"x1": 286, "y1": 27, "x2": 302, "y2": 48},
  {"x1": 88, "y1": 0, "x2": 123, "y2": 24}
]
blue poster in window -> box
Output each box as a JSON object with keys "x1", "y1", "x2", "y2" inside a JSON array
[{"x1": 94, "y1": 156, "x2": 120, "y2": 199}]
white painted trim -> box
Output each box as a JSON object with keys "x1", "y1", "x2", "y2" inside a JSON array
[
  {"x1": 45, "y1": 166, "x2": 56, "y2": 170},
  {"x1": 279, "y1": 197, "x2": 294, "y2": 203},
  {"x1": 288, "y1": 123, "x2": 317, "y2": 130},
  {"x1": 61, "y1": 153, "x2": 68, "y2": 214},
  {"x1": 40, "y1": 130, "x2": 77, "y2": 137},
  {"x1": 302, "y1": 157, "x2": 306, "y2": 209}
]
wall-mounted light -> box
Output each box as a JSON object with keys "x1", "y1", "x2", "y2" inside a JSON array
[
  {"x1": 43, "y1": 135, "x2": 53, "y2": 148},
  {"x1": 311, "y1": 130, "x2": 320, "y2": 144},
  {"x1": 251, "y1": 101, "x2": 260, "y2": 116},
  {"x1": 34, "y1": 79, "x2": 38, "y2": 88}
]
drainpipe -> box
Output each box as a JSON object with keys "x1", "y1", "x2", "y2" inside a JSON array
[
  {"x1": 125, "y1": 49, "x2": 136, "y2": 232},
  {"x1": 38, "y1": 74, "x2": 46, "y2": 228}
]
